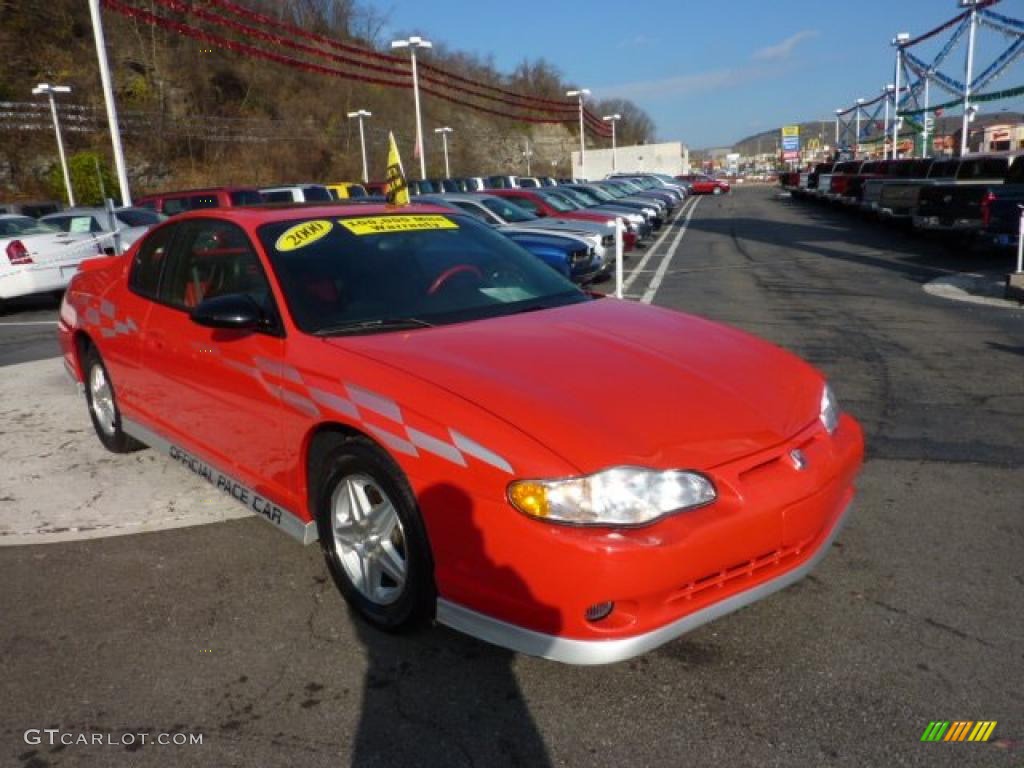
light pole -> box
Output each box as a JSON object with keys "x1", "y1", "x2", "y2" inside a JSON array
[
  {"x1": 892, "y1": 33, "x2": 910, "y2": 160},
  {"x1": 347, "y1": 109, "x2": 372, "y2": 183},
  {"x1": 834, "y1": 108, "x2": 842, "y2": 152},
  {"x1": 434, "y1": 126, "x2": 453, "y2": 178},
  {"x1": 391, "y1": 35, "x2": 432, "y2": 179},
  {"x1": 523, "y1": 138, "x2": 533, "y2": 175},
  {"x1": 32, "y1": 83, "x2": 74, "y2": 206},
  {"x1": 566, "y1": 88, "x2": 590, "y2": 179},
  {"x1": 88, "y1": 0, "x2": 131, "y2": 205},
  {"x1": 602, "y1": 113, "x2": 621, "y2": 171}
]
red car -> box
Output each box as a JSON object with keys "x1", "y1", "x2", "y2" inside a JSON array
[
  {"x1": 58, "y1": 204, "x2": 863, "y2": 664},
  {"x1": 135, "y1": 186, "x2": 264, "y2": 216},
  {"x1": 481, "y1": 188, "x2": 637, "y2": 251},
  {"x1": 677, "y1": 174, "x2": 731, "y2": 195}
]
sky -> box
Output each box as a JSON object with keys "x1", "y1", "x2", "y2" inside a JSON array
[{"x1": 376, "y1": 0, "x2": 1024, "y2": 149}]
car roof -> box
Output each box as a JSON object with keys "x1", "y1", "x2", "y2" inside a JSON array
[
  {"x1": 136, "y1": 186, "x2": 258, "y2": 198},
  {"x1": 168, "y1": 202, "x2": 458, "y2": 225}
]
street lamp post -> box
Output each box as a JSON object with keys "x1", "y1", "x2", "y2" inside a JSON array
[
  {"x1": 434, "y1": 126, "x2": 453, "y2": 178},
  {"x1": 32, "y1": 83, "x2": 74, "y2": 206},
  {"x1": 391, "y1": 35, "x2": 432, "y2": 179},
  {"x1": 834, "y1": 108, "x2": 842, "y2": 152},
  {"x1": 892, "y1": 33, "x2": 910, "y2": 160},
  {"x1": 347, "y1": 109, "x2": 372, "y2": 183},
  {"x1": 523, "y1": 138, "x2": 533, "y2": 175},
  {"x1": 602, "y1": 113, "x2": 621, "y2": 171},
  {"x1": 566, "y1": 88, "x2": 590, "y2": 179}
]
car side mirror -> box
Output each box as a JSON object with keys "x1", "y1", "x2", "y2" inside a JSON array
[{"x1": 190, "y1": 293, "x2": 265, "y2": 330}]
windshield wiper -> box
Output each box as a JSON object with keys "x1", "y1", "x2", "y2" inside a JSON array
[{"x1": 314, "y1": 318, "x2": 434, "y2": 336}]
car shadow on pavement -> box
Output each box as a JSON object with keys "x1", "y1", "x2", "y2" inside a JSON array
[
  {"x1": 349, "y1": 484, "x2": 557, "y2": 768},
  {"x1": 689, "y1": 210, "x2": 1017, "y2": 282}
]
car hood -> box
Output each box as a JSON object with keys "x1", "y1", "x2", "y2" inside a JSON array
[{"x1": 331, "y1": 298, "x2": 822, "y2": 473}]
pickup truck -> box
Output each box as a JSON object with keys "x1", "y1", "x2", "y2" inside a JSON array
[
  {"x1": 979, "y1": 158, "x2": 1024, "y2": 248},
  {"x1": 913, "y1": 154, "x2": 1019, "y2": 235},
  {"x1": 877, "y1": 158, "x2": 959, "y2": 221},
  {"x1": 839, "y1": 160, "x2": 890, "y2": 207},
  {"x1": 824, "y1": 161, "x2": 864, "y2": 202},
  {"x1": 860, "y1": 159, "x2": 929, "y2": 216}
]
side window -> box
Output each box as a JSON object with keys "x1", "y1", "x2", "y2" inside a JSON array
[
  {"x1": 163, "y1": 197, "x2": 188, "y2": 216},
  {"x1": 189, "y1": 195, "x2": 219, "y2": 210},
  {"x1": 508, "y1": 196, "x2": 540, "y2": 215},
  {"x1": 129, "y1": 224, "x2": 177, "y2": 299},
  {"x1": 158, "y1": 219, "x2": 276, "y2": 323},
  {"x1": 453, "y1": 201, "x2": 493, "y2": 223},
  {"x1": 262, "y1": 190, "x2": 292, "y2": 203}
]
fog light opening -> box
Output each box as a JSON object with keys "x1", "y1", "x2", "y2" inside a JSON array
[{"x1": 584, "y1": 601, "x2": 615, "y2": 623}]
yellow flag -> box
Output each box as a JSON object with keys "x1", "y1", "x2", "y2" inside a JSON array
[{"x1": 385, "y1": 131, "x2": 410, "y2": 207}]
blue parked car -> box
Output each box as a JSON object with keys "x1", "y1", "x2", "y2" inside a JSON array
[{"x1": 500, "y1": 230, "x2": 603, "y2": 284}]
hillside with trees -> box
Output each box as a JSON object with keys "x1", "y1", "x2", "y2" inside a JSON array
[{"x1": 0, "y1": 0, "x2": 656, "y2": 203}]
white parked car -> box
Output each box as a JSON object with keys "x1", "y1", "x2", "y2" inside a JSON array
[
  {"x1": 259, "y1": 184, "x2": 333, "y2": 203},
  {"x1": 40, "y1": 206, "x2": 164, "y2": 250},
  {"x1": 0, "y1": 214, "x2": 112, "y2": 308}
]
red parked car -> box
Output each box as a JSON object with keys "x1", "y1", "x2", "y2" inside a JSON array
[
  {"x1": 57, "y1": 203, "x2": 863, "y2": 664},
  {"x1": 135, "y1": 186, "x2": 264, "y2": 216},
  {"x1": 676, "y1": 174, "x2": 731, "y2": 195},
  {"x1": 481, "y1": 188, "x2": 636, "y2": 251}
]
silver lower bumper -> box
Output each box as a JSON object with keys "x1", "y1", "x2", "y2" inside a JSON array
[{"x1": 436, "y1": 499, "x2": 855, "y2": 665}]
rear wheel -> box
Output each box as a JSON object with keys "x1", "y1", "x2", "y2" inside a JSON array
[
  {"x1": 313, "y1": 436, "x2": 435, "y2": 630},
  {"x1": 82, "y1": 345, "x2": 145, "y2": 453}
]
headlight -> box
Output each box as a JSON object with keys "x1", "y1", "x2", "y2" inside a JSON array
[
  {"x1": 820, "y1": 384, "x2": 840, "y2": 434},
  {"x1": 508, "y1": 467, "x2": 716, "y2": 526}
]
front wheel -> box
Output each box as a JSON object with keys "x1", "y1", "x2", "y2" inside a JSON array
[
  {"x1": 83, "y1": 345, "x2": 145, "y2": 453},
  {"x1": 314, "y1": 436, "x2": 435, "y2": 630}
]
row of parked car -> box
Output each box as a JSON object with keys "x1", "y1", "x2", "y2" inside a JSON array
[
  {"x1": 1, "y1": 172, "x2": 693, "y2": 309},
  {"x1": 779, "y1": 153, "x2": 1024, "y2": 250}
]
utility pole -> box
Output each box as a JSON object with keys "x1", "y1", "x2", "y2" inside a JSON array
[
  {"x1": 347, "y1": 109, "x2": 371, "y2": 183},
  {"x1": 88, "y1": 0, "x2": 131, "y2": 204},
  {"x1": 922, "y1": 76, "x2": 932, "y2": 158},
  {"x1": 32, "y1": 83, "x2": 74, "y2": 206},
  {"x1": 855, "y1": 98, "x2": 865, "y2": 158},
  {"x1": 523, "y1": 138, "x2": 532, "y2": 175}
]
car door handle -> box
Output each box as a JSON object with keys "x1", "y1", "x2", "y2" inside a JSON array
[{"x1": 146, "y1": 332, "x2": 166, "y2": 352}]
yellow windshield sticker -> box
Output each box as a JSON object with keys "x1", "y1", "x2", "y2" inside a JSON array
[
  {"x1": 339, "y1": 215, "x2": 458, "y2": 236},
  {"x1": 275, "y1": 220, "x2": 333, "y2": 252}
]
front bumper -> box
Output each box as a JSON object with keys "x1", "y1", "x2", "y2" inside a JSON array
[
  {"x1": 435, "y1": 414, "x2": 863, "y2": 664},
  {"x1": 438, "y1": 497, "x2": 854, "y2": 665}
]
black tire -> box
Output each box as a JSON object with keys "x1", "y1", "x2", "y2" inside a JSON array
[
  {"x1": 313, "y1": 435, "x2": 435, "y2": 631},
  {"x1": 82, "y1": 344, "x2": 145, "y2": 453}
]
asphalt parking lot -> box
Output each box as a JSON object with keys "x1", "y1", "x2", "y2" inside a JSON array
[{"x1": 2, "y1": 186, "x2": 1022, "y2": 767}]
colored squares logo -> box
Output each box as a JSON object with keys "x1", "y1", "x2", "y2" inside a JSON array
[{"x1": 920, "y1": 721, "x2": 997, "y2": 742}]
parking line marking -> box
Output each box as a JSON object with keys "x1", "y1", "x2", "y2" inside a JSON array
[
  {"x1": 0, "y1": 321, "x2": 59, "y2": 326},
  {"x1": 641, "y1": 197, "x2": 702, "y2": 305},
  {"x1": 622, "y1": 197, "x2": 694, "y2": 293}
]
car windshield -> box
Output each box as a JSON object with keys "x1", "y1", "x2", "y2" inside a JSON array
[
  {"x1": 598, "y1": 184, "x2": 628, "y2": 199},
  {"x1": 582, "y1": 186, "x2": 615, "y2": 202},
  {"x1": 551, "y1": 189, "x2": 592, "y2": 208},
  {"x1": 258, "y1": 212, "x2": 587, "y2": 335},
  {"x1": 567, "y1": 188, "x2": 604, "y2": 205},
  {"x1": 0, "y1": 216, "x2": 59, "y2": 236},
  {"x1": 480, "y1": 197, "x2": 536, "y2": 222},
  {"x1": 535, "y1": 191, "x2": 576, "y2": 213}
]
